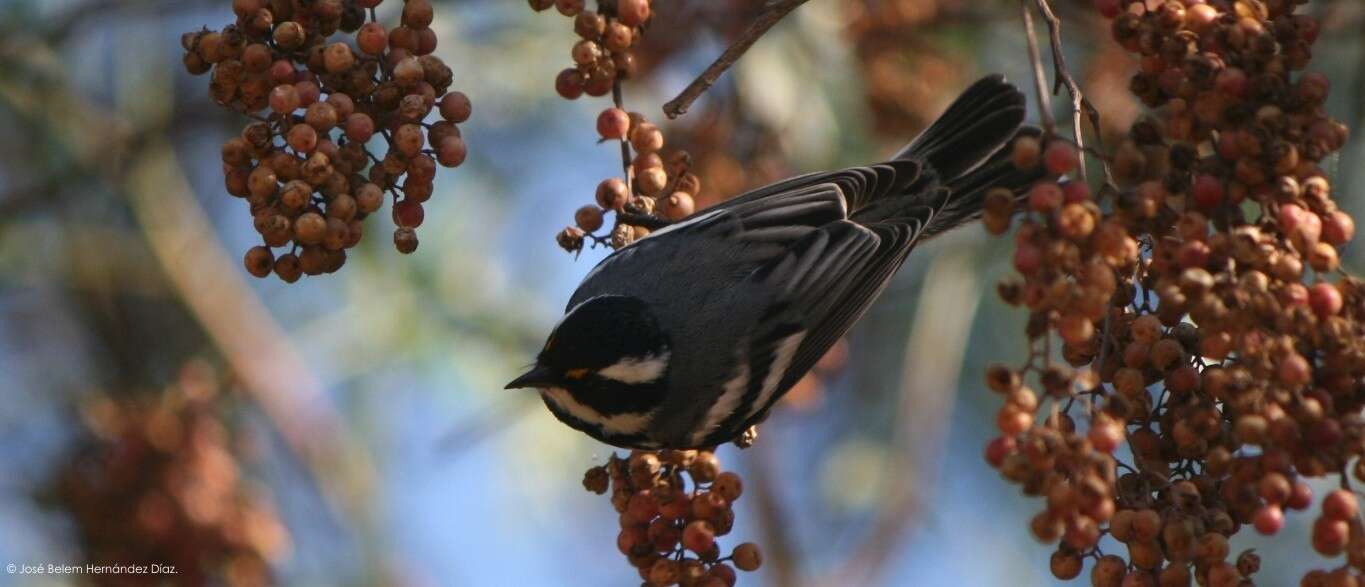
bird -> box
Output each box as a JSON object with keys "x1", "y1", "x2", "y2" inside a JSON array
[{"x1": 506, "y1": 75, "x2": 1044, "y2": 450}]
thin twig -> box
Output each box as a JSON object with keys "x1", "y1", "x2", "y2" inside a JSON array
[
  {"x1": 661, "y1": 0, "x2": 811, "y2": 119},
  {"x1": 1020, "y1": 0, "x2": 1056, "y2": 136},
  {"x1": 611, "y1": 81, "x2": 634, "y2": 192},
  {"x1": 1033, "y1": 0, "x2": 1111, "y2": 185}
]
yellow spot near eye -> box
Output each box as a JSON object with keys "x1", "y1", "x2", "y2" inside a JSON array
[{"x1": 565, "y1": 368, "x2": 590, "y2": 380}]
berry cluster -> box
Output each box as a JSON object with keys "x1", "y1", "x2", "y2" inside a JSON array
[
  {"x1": 526, "y1": 0, "x2": 703, "y2": 253},
  {"x1": 983, "y1": 0, "x2": 1362, "y2": 584},
  {"x1": 182, "y1": 0, "x2": 471, "y2": 281},
  {"x1": 583, "y1": 450, "x2": 763, "y2": 586},
  {"x1": 46, "y1": 362, "x2": 288, "y2": 586}
]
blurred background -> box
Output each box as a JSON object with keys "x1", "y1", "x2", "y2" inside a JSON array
[{"x1": 1, "y1": 0, "x2": 1364, "y2": 585}]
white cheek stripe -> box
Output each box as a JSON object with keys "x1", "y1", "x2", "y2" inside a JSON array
[
  {"x1": 541, "y1": 387, "x2": 652, "y2": 435},
  {"x1": 598, "y1": 352, "x2": 670, "y2": 385},
  {"x1": 691, "y1": 359, "x2": 750, "y2": 446},
  {"x1": 747, "y1": 332, "x2": 806, "y2": 420}
]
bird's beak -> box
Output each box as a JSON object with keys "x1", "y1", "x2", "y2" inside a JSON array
[{"x1": 505, "y1": 365, "x2": 558, "y2": 390}]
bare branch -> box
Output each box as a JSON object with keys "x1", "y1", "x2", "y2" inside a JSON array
[
  {"x1": 1020, "y1": 0, "x2": 1056, "y2": 137},
  {"x1": 662, "y1": 0, "x2": 811, "y2": 119},
  {"x1": 1034, "y1": 0, "x2": 1110, "y2": 184}
]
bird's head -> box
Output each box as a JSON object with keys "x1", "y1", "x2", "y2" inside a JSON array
[{"x1": 506, "y1": 295, "x2": 673, "y2": 445}]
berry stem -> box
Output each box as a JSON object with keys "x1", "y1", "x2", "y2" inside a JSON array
[{"x1": 661, "y1": 0, "x2": 811, "y2": 119}]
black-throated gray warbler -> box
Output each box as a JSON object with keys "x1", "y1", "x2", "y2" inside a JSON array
[{"x1": 507, "y1": 75, "x2": 1043, "y2": 449}]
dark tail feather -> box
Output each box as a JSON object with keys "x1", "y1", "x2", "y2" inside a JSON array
[
  {"x1": 893, "y1": 75, "x2": 1028, "y2": 182},
  {"x1": 921, "y1": 126, "x2": 1046, "y2": 239}
]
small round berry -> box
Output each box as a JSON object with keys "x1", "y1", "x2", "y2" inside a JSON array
[
  {"x1": 1252, "y1": 505, "x2": 1284, "y2": 535},
  {"x1": 1309, "y1": 283, "x2": 1343, "y2": 318},
  {"x1": 596, "y1": 178, "x2": 630, "y2": 211},
  {"x1": 629, "y1": 123, "x2": 664, "y2": 154},
  {"x1": 681, "y1": 520, "x2": 715, "y2": 554},
  {"x1": 713, "y1": 472, "x2": 742, "y2": 502},
  {"x1": 1323, "y1": 211, "x2": 1355, "y2": 245},
  {"x1": 356, "y1": 183, "x2": 384, "y2": 214},
  {"x1": 1192, "y1": 174, "x2": 1224, "y2": 209},
  {"x1": 287, "y1": 124, "x2": 319, "y2": 153},
  {"x1": 555, "y1": 0, "x2": 585, "y2": 17},
  {"x1": 1011, "y1": 136, "x2": 1041, "y2": 169},
  {"x1": 295, "y1": 212, "x2": 327, "y2": 245},
  {"x1": 1028, "y1": 182, "x2": 1064, "y2": 212},
  {"x1": 439, "y1": 92, "x2": 471, "y2": 123},
  {"x1": 604, "y1": 22, "x2": 634, "y2": 53},
  {"x1": 358, "y1": 22, "x2": 388, "y2": 55},
  {"x1": 394, "y1": 56, "x2": 425, "y2": 86},
  {"x1": 557, "y1": 226, "x2": 586, "y2": 252},
  {"x1": 269, "y1": 84, "x2": 300, "y2": 114},
  {"x1": 394, "y1": 227, "x2": 420, "y2": 254},
  {"x1": 637, "y1": 167, "x2": 667, "y2": 196},
  {"x1": 393, "y1": 200, "x2": 425, "y2": 228},
  {"x1": 575, "y1": 205, "x2": 605, "y2": 232},
  {"x1": 1277, "y1": 353, "x2": 1312, "y2": 387},
  {"x1": 1288, "y1": 483, "x2": 1314, "y2": 511},
  {"x1": 571, "y1": 40, "x2": 601, "y2": 65},
  {"x1": 393, "y1": 124, "x2": 426, "y2": 158},
  {"x1": 345, "y1": 113, "x2": 376, "y2": 143},
  {"x1": 323, "y1": 42, "x2": 355, "y2": 74},
  {"x1": 274, "y1": 253, "x2": 302, "y2": 283},
  {"x1": 661, "y1": 192, "x2": 695, "y2": 221},
  {"x1": 437, "y1": 137, "x2": 468, "y2": 168},
  {"x1": 247, "y1": 165, "x2": 279, "y2": 199},
  {"x1": 1049, "y1": 551, "x2": 1082, "y2": 580},
  {"x1": 1313, "y1": 516, "x2": 1349, "y2": 555},
  {"x1": 1043, "y1": 141, "x2": 1078, "y2": 175},
  {"x1": 244, "y1": 246, "x2": 275, "y2": 278},
  {"x1": 597, "y1": 107, "x2": 630, "y2": 140},
  {"x1": 616, "y1": 0, "x2": 650, "y2": 27},
  {"x1": 1323, "y1": 490, "x2": 1359, "y2": 521},
  {"x1": 273, "y1": 21, "x2": 306, "y2": 49},
  {"x1": 554, "y1": 69, "x2": 585, "y2": 100},
  {"x1": 731, "y1": 542, "x2": 762, "y2": 572},
  {"x1": 402, "y1": 0, "x2": 434, "y2": 28},
  {"x1": 305, "y1": 102, "x2": 339, "y2": 132}
]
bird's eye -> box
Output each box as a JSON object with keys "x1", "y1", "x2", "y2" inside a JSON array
[{"x1": 565, "y1": 368, "x2": 590, "y2": 380}]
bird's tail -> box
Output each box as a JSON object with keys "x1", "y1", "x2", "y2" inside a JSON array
[{"x1": 853, "y1": 75, "x2": 1044, "y2": 236}]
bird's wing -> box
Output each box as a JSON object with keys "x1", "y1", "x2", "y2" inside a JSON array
[
  {"x1": 691, "y1": 192, "x2": 943, "y2": 445},
  {"x1": 568, "y1": 160, "x2": 924, "y2": 311}
]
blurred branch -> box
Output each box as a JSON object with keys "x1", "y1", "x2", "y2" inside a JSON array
[
  {"x1": 0, "y1": 38, "x2": 380, "y2": 544},
  {"x1": 746, "y1": 441, "x2": 803, "y2": 587},
  {"x1": 813, "y1": 250, "x2": 982, "y2": 587},
  {"x1": 662, "y1": 0, "x2": 812, "y2": 119},
  {"x1": 42, "y1": 0, "x2": 217, "y2": 43},
  {"x1": 437, "y1": 399, "x2": 538, "y2": 455}
]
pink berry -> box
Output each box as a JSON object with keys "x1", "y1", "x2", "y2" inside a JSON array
[
  {"x1": 1013, "y1": 243, "x2": 1042, "y2": 275},
  {"x1": 1028, "y1": 182, "x2": 1064, "y2": 212},
  {"x1": 1253, "y1": 505, "x2": 1284, "y2": 535},
  {"x1": 596, "y1": 107, "x2": 630, "y2": 140},
  {"x1": 984, "y1": 436, "x2": 1016, "y2": 468},
  {"x1": 1061, "y1": 181, "x2": 1092, "y2": 203},
  {"x1": 1043, "y1": 141, "x2": 1079, "y2": 176},
  {"x1": 1216, "y1": 68, "x2": 1248, "y2": 98},
  {"x1": 1287, "y1": 483, "x2": 1314, "y2": 511},
  {"x1": 1323, "y1": 490, "x2": 1359, "y2": 521},
  {"x1": 1193, "y1": 175, "x2": 1224, "y2": 209},
  {"x1": 1309, "y1": 283, "x2": 1343, "y2": 318},
  {"x1": 393, "y1": 200, "x2": 425, "y2": 228},
  {"x1": 1323, "y1": 211, "x2": 1355, "y2": 245}
]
